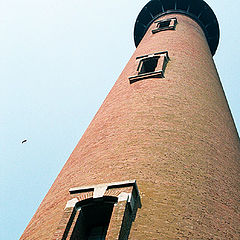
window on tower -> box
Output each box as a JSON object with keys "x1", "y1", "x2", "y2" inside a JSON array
[
  {"x1": 53, "y1": 180, "x2": 141, "y2": 240},
  {"x1": 129, "y1": 51, "x2": 169, "y2": 84},
  {"x1": 138, "y1": 56, "x2": 159, "y2": 74},
  {"x1": 70, "y1": 200, "x2": 114, "y2": 240},
  {"x1": 152, "y1": 17, "x2": 178, "y2": 34}
]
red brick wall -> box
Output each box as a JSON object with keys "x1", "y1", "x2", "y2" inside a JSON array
[{"x1": 21, "y1": 14, "x2": 240, "y2": 239}]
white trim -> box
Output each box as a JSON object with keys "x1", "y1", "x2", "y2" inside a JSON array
[{"x1": 64, "y1": 198, "x2": 78, "y2": 210}]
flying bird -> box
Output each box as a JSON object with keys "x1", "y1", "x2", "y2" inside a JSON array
[{"x1": 21, "y1": 139, "x2": 27, "y2": 144}]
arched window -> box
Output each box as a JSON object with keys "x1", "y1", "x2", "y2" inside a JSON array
[
  {"x1": 53, "y1": 180, "x2": 141, "y2": 240},
  {"x1": 70, "y1": 197, "x2": 117, "y2": 240}
]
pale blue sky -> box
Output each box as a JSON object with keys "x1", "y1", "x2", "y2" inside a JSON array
[{"x1": 0, "y1": 0, "x2": 239, "y2": 239}]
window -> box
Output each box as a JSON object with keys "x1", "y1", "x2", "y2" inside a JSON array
[
  {"x1": 138, "y1": 56, "x2": 159, "y2": 74},
  {"x1": 70, "y1": 200, "x2": 114, "y2": 240},
  {"x1": 88, "y1": 226, "x2": 107, "y2": 240},
  {"x1": 129, "y1": 51, "x2": 169, "y2": 83},
  {"x1": 54, "y1": 180, "x2": 141, "y2": 240},
  {"x1": 152, "y1": 17, "x2": 177, "y2": 34}
]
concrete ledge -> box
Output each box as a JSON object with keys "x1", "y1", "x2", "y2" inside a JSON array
[{"x1": 69, "y1": 179, "x2": 137, "y2": 194}]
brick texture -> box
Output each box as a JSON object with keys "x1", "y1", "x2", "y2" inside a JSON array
[{"x1": 20, "y1": 14, "x2": 240, "y2": 239}]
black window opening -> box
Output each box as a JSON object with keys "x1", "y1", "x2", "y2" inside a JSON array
[
  {"x1": 129, "y1": 51, "x2": 169, "y2": 84},
  {"x1": 88, "y1": 225, "x2": 107, "y2": 240},
  {"x1": 138, "y1": 57, "x2": 159, "y2": 75},
  {"x1": 152, "y1": 18, "x2": 177, "y2": 34},
  {"x1": 70, "y1": 201, "x2": 114, "y2": 240},
  {"x1": 157, "y1": 19, "x2": 171, "y2": 29}
]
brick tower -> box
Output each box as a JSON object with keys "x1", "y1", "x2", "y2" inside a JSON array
[{"x1": 21, "y1": 0, "x2": 240, "y2": 239}]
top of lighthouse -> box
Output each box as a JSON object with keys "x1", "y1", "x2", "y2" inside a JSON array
[{"x1": 134, "y1": 0, "x2": 220, "y2": 55}]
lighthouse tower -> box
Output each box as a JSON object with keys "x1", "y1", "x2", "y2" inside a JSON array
[{"x1": 21, "y1": 0, "x2": 240, "y2": 239}]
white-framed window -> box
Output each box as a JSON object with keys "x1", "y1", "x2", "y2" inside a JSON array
[
  {"x1": 152, "y1": 17, "x2": 178, "y2": 34},
  {"x1": 129, "y1": 51, "x2": 169, "y2": 83}
]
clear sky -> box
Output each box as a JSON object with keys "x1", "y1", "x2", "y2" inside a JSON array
[{"x1": 0, "y1": 0, "x2": 239, "y2": 239}]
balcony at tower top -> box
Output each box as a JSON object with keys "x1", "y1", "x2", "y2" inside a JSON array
[{"x1": 134, "y1": 0, "x2": 220, "y2": 56}]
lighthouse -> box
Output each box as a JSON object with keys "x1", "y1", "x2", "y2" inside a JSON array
[{"x1": 21, "y1": 0, "x2": 240, "y2": 239}]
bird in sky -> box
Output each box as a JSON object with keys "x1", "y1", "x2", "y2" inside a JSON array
[{"x1": 21, "y1": 139, "x2": 27, "y2": 144}]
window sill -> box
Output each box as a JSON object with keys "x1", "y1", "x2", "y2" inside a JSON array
[{"x1": 129, "y1": 70, "x2": 164, "y2": 84}]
